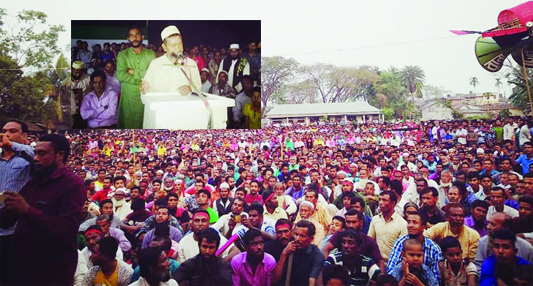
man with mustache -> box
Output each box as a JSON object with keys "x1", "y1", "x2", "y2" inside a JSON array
[
  {"x1": 132, "y1": 246, "x2": 178, "y2": 286},
  {"x1": 0, "y1": 134, "x2": 86, "y2": 285},
  {"x1": 141, "y1": 25, "x2": 201, "y2": 96},
  {"x1": 264, "y1": 219, "x2": 293, "y2": 262},
  {"x1": 116, "y1": 26, "x2": 155, "y2": 129},
  {"x1": 231, "y1": 229, "x2": 276, "y2": 285}
]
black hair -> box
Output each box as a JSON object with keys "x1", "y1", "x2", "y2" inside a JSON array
[
  {"x1": 198, "y1": 228, "x2": 220, "y2": 248},
  {"x1": 97, "y1": 236, "x2": 118, "y2": 260},
  {"x1": 350, "y1": 196, "x2": 366, "y2": 208},
  {"x1": 345, "y1": 209, "x2": 364, "y2": 221},
  {"x1": 138, "y1": 246, "x2": 164, "y2": 279},
  {"x1": 402, "y1": 238, "x2": 422, "y2": 251},
  {"x1": 5, "y1": 119, "x2": 28, "y2": 133},
  {"x1": 323, "y1": 265, "x2": 350, "y2": 286},
  {"x1": 492, "y1": 229, "x2": 517, "y2": 248},
  {"x1": 295, "y1": 219, "x2": 316, "y2": 237},
  {"x1": 85, "y1": 225, "x2": 103, "y2": 235},
  {"x1": 252, "y1": 86, "x2": 261, "y2": 93},
  {"x1": 154, "y1": 198, "x2": 168, "y2": 208},
  {"x1": 152, "y1": 236, "x2": 172, "y2": 253},
  {"x1": 262, "y1": 189, "x2": 274, "y2": 202},
  {"x1": 167, "y1": 192, "x2": 179, "y2": 200},
  {"x1": 154, "y1": 222, "x2": 170, "y2": 237},
  {"x1": 390, "y1": 180, "x2": 403, "y2": 195},
  {"x1": 406, "y1": 211, "x2": 427, "y2": 227},
  {"x1": 420, "y1": 187, "x2": 439, "y2": 198},
  {"x1": 519, "y1": 195, "x2": 533, "y2": 208},
  {"x1": 242, "y1": 228, "x2": 262, "y2": 247},
  {"x1": 332, "y1": 216, "x2": 346, "y2": 229},
  {"x1": 380, "y1": 190, "x2": 398, "y2": 204},
  {"x1": 471, "y1": 199, "x2": 490, "y2": 210},
  {"x1": 90, "y1": 69, "x2": 106, "y2": 83},
  {"x1": 440, "y1": 236, "x2": 462, "y2": 253},
  {"x1": 275, "y1": 218, "x2": 292, "y2": 229},
  {"x1": 248, "y1": 201, "x2": 264, "y2": 214},
  {"x1": 100, "y1": 199, "x2": 113, "y2": 209},
  {"x1": 127, "y1": 26, "x2": 143, "y2": 37},
  {"x1": 38, "y1": 134, "x2": 71, "y2": 163},
  {"x1": 192, "y1": 209, "x2": 210, "y2": 220},
  {"x1": 113, "y1": 176, "x2": 126, "y2": 184},
  {"x1": 197, "y1": 189, "x2": 211, "y2": 199},
  {"x1": 131, "y1": 198, "x2": 146, "y2": 211},
  {"x1": 376, "y1": 274, "x2": 398, "y2": 286}
]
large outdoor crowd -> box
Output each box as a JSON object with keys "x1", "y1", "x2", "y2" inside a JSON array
[{"x1": 1, "y1": 117, "x2": 533, "y2": 285}]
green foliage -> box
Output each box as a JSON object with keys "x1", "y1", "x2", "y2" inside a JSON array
[
  {"x1": 469, "y1": 77, "x2": 479, "y2": 93},
  {"x1": 499, "y1": 108, "x2": 511, "y2": 118},
  {"x1": 0, "y1": 9, "x2": 65, "y2": 69},
  {"x1": 508, "y1": 66, "x2": 532, "y2": 114},
  {"x1": 381, "y1": 108, "x2": 394, "y2": 121},
  {"x1": 451, "y1": 110, "x2": 465, "y2": 120},
  {"x1": 262, "y1": 56, "x2": 299, "y2": 115},
  {"x1": 466, "y1": 115, "x2": 491, "y2": 120},
  {"x1": 401, "y1": 65, "x2": 425, "y2": 101}
]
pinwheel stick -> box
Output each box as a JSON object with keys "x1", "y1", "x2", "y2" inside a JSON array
[{"x1": 520, "y1": 47, "x2": 533, "y2": 119}]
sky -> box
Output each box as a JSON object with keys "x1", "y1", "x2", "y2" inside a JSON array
[{"x1": 1, "y1": 0, "x2": 528, "y2": 96}]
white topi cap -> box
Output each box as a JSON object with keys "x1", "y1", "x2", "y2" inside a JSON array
[
  {"x1": 161, "y1": 25, "x2": 181, "y2": 41},
  {"x1": 229, "y1": 43, "x2": 239, "y2": 50}
]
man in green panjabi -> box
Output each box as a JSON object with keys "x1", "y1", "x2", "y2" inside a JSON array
[{"x1": 116, "y1": 26, "x2": 155, "y2": 129}]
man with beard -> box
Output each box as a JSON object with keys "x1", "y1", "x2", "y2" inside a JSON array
[
  {"x1": 212, "y1": 197, "x2": 247, "y2": 238},
  {"x1": 474, "y1": 212, "x2": 533, "y2": 274},
  {"x1": 231, "y1": 228, "x2": 276, "y2": 285},
  {"x1": 0, "y1": 120, "x2": 33, "y2": 284},
  {"x1": 0, "y1": 134, "x2": 85, "y2": 285},
  {"x1": 70, "y1": 61, "x2": 92, "y2": 128},
  {"x1": 479, "y1": 229, "x2": 531, "y2": 285},
  {"x1": 324, "y1": 229, "x2": 382, "y2": 286},
  {"x1": 111, "y1": 188, "x2": 131, "y2": 221},
  {"x1": 209, "y1": 70, "x2": 236, "y2": 98},
  {"x1": 116, "y1": 26, "x2": 156, "y2": 129},
  {"x1": 176, "y1": 209, "x2": 239, "y2": 263},
  {"x1": 386, "y1": 212, "x2": 443, "y2": 280},
  {"x1": 173, "y1": 228, "x2": 233, "y2": 286},
  {"x1": 91, "y1": 176, "x2": 113, "y2": 204},
  {"x1": 82, "y1": 225, "x2": 123, "y2": 269},
  {"x1": 418, "y1": 187, "x2": 446, "y2": 228},
  {"x1": 272, "y1": 220, "x2": 324, "y2": 286},
  {"x1": 243, "y1": 41, "x2": 261, "y2": 81},
  {"x1": 131, "y1": 246, "x2": 178, "y2": 286},
  {"x1": 217, "y1": 43, "x2": 250, "y2": 93},
  {"x1": 79, "y1": 199, "x2": 122, "y2": 232},
  {"x1": 264, "y1": 219, "x2": 292, "y2": 262},
  {"x1": 81, "y1": 70, "x2": 119, "y2": 128},
  {"x1": 212, "y1": 182, "x2": 234, "y2": 217},
  {"x1": 142, "y1": 205, "x2": 183, "y2": 249},
  {"x1": 83, "y1": 236, "x2": 133, "y2": 286},
  {"x1": 514, "y1": 195, "x2": 533, "y2": 241},
  {"x1": 141, "y1": 26, "x2": 201, "y2": 95}
]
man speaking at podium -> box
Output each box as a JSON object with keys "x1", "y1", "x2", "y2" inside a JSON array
[{"x1": 141, "y1": 25, "x2": 201, "y2": 95}]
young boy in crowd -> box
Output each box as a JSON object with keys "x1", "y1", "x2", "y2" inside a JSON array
[
  {"x1": 376, "y1": 274, "x2": 399, "y2": 286},
  {"x1": 391, "y1": 239, "x2": 438, "y2": 286},
  {"x1": 438, "y1": 236, "x2": 477, "y2": 286}
]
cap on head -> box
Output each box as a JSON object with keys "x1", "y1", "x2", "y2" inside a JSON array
[
  {"x1": 161, "y1": 25, "x2": 181, "y2": 42},
  {"x1": 201, "y1": 68, "x2": 209, "y2": 73},
  {"x1": 72, "y1": 61, "x2": 84, "y2": 69},
  {"x1": 229, "y1": 43, "x2": 239, "y2": 50}
]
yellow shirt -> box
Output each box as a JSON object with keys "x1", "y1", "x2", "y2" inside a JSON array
[
  {"x1": 368, "y1": 212, "x2": 408, "y2": 261},
  {"x1": 93, "y1": 262, "x2": 119, "y2": 286},
  {"x1": 424, "y1": 222, "x2": 480, "y2": 262},
  {"x1": 157, "y1": 145, "x2": 167, "y2": 156},
  {"x1": 295, "y1": 204, "x2": 332, "y2": 233},
  {"x1": 264, "y1": 207, "x2": 288, "y2": 222},
  {"x1": 243, "y1": 103, "x2": 261, "y2": 129}
]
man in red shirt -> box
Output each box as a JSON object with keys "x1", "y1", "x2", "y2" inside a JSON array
[{"x1": 92, "y1": 175, "x2": 113, "y2": 203}]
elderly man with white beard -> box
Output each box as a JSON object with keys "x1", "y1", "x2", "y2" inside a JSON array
[
  {"x1": 298, "y1": 200, "x2": 325, "y2": 246},
  {"x1": 112, "y1": 188, "x2": 132, "y2": 221}
]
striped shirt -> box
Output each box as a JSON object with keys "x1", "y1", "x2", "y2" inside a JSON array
[
  {"x1": 325, "y1": 252, "x2": 381, "y2": 286},
  {"x1": 0, "y1": 142, "x2": 33, "y2": 236},
  {"x1": 386, "y1": 235, "x2": 443, "y2": 280}
]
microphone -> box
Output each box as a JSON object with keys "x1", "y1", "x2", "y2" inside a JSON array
[{"x1": 170, "y1": 52, "x2": 185, "y2": 66}]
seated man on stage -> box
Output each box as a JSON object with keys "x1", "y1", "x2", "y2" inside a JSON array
[
  {"x1": 80, "y1": 70, "x2": 119, "y2": 128},
  {"x1": 141, "y1": 25, "x2": 201, "y2": 95}
]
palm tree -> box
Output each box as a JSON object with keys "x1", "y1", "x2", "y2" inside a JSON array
[
  {"x1": 495, "y1": 78, "x2": 503, "y2": 98},
  {"x1": 470, "y1": 77, "x2": 479, "y2": 94},
  {"x1": 401, "y1": 65, "x2": 425, "y2": 102},
  {"x1": 44, "y1": 53, "x2": 70, "y2": 129}
]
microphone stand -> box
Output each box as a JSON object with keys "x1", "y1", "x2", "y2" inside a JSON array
[{"x1": 174, "y1": 53, "x2": 213, "y2": 129}]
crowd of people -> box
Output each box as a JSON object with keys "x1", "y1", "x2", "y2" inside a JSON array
[
  {"x1": 70, "y1": 25, "x2": 261, "y2": 129},
  {"x1": 1, "y1": 117, "x2": 533, "y2": 285}
]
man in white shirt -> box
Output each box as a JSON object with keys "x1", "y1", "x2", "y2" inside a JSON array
[
  {"x1": 232, "y1": 75, "x2": 253, "y2": 127},
  {"x1": 519, "y1": 121, "x2": 532, "y2": 147},
  {"x1": 200, "y1": 68, "x2": 212, "y2": 93},
  {"x1": 80, "y1": 70, "x2": 119, "y2": 128},
  {"x1": 104, "y1": 60, "x2": 121, "y2": 94},
  {"x1": 141, "y1": 25, "x2": 201, "y2": 95},
  {"x1": 503, "y1": 118, "x2": 518, "y2": 141},
  {"x1": 217, "y1": 43, "x2": 250, "y2": 93},
  {"x1": 486, "y1": 187, "x2": 519, "y2": 219},
  {"x1": 456, "y1": 125, "x2": 468, "y2": 145}
]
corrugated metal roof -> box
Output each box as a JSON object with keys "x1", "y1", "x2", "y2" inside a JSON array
[{"x1": 266, "y1": 101, "x2": 382, "y2": 118}]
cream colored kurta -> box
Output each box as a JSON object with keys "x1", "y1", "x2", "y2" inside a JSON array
[{"x1": 143, "y1": 54, "x2": 202, "y2": 94}]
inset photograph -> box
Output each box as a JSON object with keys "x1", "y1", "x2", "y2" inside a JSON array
[{"x1": 71, "y1": 20, "x2": 261, "y2": 130}]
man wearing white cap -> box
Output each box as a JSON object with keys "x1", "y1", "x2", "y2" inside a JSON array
[
  {"x1": 208, "y1": 70, "x2": 236, "y2": 99},
  {"x1": 141, "y1": 25, "x2": 201, "y2": 96},
  {"x1": 217, "y1": 43, "x2": 250, "y2": 93},
  {"x1": 70, "y1": 60, "x2": 92, "y2": 128},
  {"x1": 200, "y1": 68, "x2": 212, "y2": 93},
  {"x1": 116, "y1": 26, "x2": 156, "y2": 129}
]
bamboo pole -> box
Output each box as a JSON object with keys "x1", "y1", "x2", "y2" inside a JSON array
[
  {"x1": 520, "y1": 47, "x2": 533, "y2": 120},
  {"x1": 132, "y1": 129, "x2": 136, "y2": 176}
]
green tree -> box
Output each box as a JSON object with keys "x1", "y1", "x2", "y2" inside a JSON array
[
  {"x1": 401, "y1": 65, "x2": 425, "y2": 102},
  {"x1": 45, "y1": 53, "x2": 70, "y2": 128},
  {"x1": 495, "y1": 77, "x2": 503, "y2": 95},
  {"x1": 508, "y1": 66, "x2": 532, "y2": 114},
  {"x1": 469, "y1": 77, "x2": 479, "y2": 93},
  {"x1": 499, "y1": 108, "x2": 511, "y2": 118},
  {"x1": 0, "y1": 9, "x2": 65, "y2": 69}
]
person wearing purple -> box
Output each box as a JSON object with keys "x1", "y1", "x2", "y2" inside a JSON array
[
  {"x1": 231, "y1": 228, "x2": 276, "y2": 286},
  {"x1": 80, "y1": 70, "x2": 119, "y2": 128},
  {"x1": 463, "y1": 200, "x2": 489, "y2": 237}
]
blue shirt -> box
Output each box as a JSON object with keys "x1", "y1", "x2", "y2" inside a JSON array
[
  {"x1": 285, "y1": 186, "x2": 305, "y2": 200},
  {"x1": 480, "y1": 255, "x2": 530, "y2": 286},
  {"x1": 390, "y1": 262, "x2": 438, "y2": 286},
  {"x1": 516, "y1": 154, "x2": 533, "y2": 175},
  {"x1": 131, "y1": 258, "x2": 179, "y2": 282},
  {"x1": 386, "y1": 235, "x2": 443, "y2": 280},
  {"x1": 0, "y1": 142, "x2": 34, "y2": 236}
]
